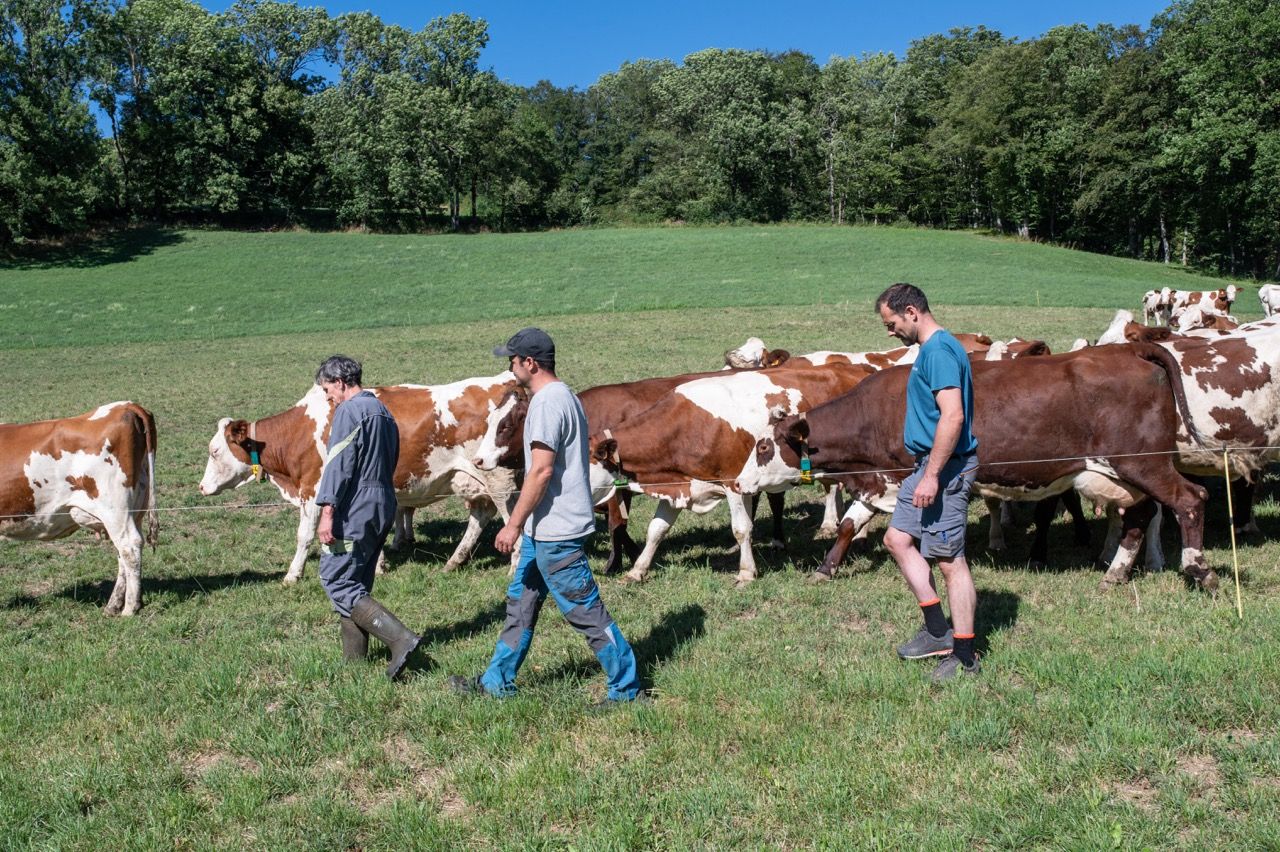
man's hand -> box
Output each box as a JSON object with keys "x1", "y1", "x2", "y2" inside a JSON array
[
  {"x1": 495, "y1": 522, "x2": 521, "y2": 554},
  {"x1": 912, "y1": 472, "x2": 939, "y2": 508},
  {"x1": 318, "y1": 505, "x2": 335, "y2": 545}
]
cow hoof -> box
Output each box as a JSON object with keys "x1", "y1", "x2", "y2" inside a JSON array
[
  {"x1": 734, "y1": 577, "x2": 755, "y2": 589},
  {"x1": 281, "y1": 575, "x2": 301, "y2": 587},
  {"x1": 1098, "y1": 576, "x2": 1122, "y2": 592},
  {"x1": 807, "y1": 571, "x2": 833, "y2": 585},
  {"x1": 1196, "y1": 570, "x2": 1220, "y2": 594},
  {"x1": 814, "y1": 526, "x2": 838, "y2": 540},
  {"x1": 441, "y1": 561, "x2": 461, "y2": 573},
  {"x1": 618, "y1": 573, "x2": 646, "y2": 586},
  {"x1": 103, "y1": 602, "x2": 123, "y2": 617}
]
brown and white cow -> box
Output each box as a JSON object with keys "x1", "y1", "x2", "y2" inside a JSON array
[
  {"x1": 198, "y1": 374, "x2": 519, "y2": 583},
  {"x1": 586, "y1": 362, "x2": 879, "y2": 586},
  {"x1": 1166, "y1": 286, "x2": 1238, "y2": 328},
  {"x1": 473, "y1": 365, "x2": 793, "y2": 573},
  {"x1": 1259, "y1": 284, "x2": 1280, "y2": 318},
  {"x1": 1142, "y1": 288, "x2": 1173, "y2": 326},
  {"x1": 722, "y1": 334, "x2": 1002, "y2": 371},
  {"x1": 738, "y1": 345, "x2": 1218, "y2": 591},
  {"x1": 0, "y1": 402, "x2": 157, "y2": 615}
]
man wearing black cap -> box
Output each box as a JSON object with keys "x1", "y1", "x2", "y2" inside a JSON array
[{"x1": 447, "y1": 328, "x2": 645, "y2": 707}]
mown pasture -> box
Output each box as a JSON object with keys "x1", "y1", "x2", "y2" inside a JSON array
[{"x1": 2, "y1": 225, "x2": 1279, "y2": 849}]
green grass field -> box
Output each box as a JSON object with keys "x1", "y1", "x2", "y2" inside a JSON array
[{"x1": 2, "y1": 225, "x2": 1278, "y2": 849}]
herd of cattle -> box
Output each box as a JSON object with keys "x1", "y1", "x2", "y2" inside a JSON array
[{"x1": 5, "y1": 286, "x2": 1280, "y2": 616}]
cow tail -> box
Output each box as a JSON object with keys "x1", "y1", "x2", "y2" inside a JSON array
[
  {"x1": 135, "y1": 404, "x2": 159, "y2": 550},
  {"x1": 1130, "y1": 342, "x2": 1207, "y2": 448}
]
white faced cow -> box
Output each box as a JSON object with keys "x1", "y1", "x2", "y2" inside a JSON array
[
  {"x1": 199, "y1": 375, "x2": 519, "y2": 584},
  {"x1": 0, "y1": 402, "x2": 157, "y2": 615}
]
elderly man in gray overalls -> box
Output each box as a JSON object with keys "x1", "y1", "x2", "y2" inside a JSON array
[{"x1": 315, "y1": 354, "x2": 422, "y2": 680}]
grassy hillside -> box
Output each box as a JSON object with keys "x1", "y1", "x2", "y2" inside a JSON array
[
  {"x1": 0, "y1": 224, "x2": 1249, "y2": 350},
  {"x1": 1, "y1": 227, "x2": 1277, "y2": 849}
]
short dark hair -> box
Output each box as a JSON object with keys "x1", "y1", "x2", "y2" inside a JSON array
[
  {"x1": 316, "y1": 354, "x2": 362, "y2": 386},
  {"x1": 532, "y1": 356, "x2": 555, "y2": 374},
  {"x1": 875, "y1": 283, "x2": 930, "y2": 316}
]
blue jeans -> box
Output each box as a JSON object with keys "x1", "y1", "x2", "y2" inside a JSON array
[{"x1": 480, "y1": 535, "x2": 641, "y2": 700}]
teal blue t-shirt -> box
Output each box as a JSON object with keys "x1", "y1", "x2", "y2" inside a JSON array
[{"x1": 904, "y1": 329, "x2": 978, "y2": 457}]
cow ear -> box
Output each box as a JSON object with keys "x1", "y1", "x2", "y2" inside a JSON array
[
  {"x1": 767, "y1": 405, "x2": 790, "y2": 425},
  {"x1": 227, "y1": 419, "x2": 250, "y2": 445},
  {"x1": 593, "y1": 438, "x2": 618, "y2": 462},
  {"x1": 766, "y1": 349, "x2": 790, "y2": 367},
  {"x1": 785, "y1": 414, "x2": 810, "y2": 444}
]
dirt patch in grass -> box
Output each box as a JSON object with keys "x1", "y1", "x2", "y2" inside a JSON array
[
  {"x1": 1111, "y1": 777, "x2": 1159, "y2": 811},
  {"x1": 1176, "y1": 753, "x2": 1221, "y2": 801},
  {"x1": 381, "y1": 734, "x2": 466, "y2": 816},
  {"x1": 1223, "y1": 728, "x2": 1261, "y2": 748},
  {"x1": 183, "y1": 747, "x2": 261, "y2": 778},
  {"x1": 839, "y1": 614, "x2": 869, "y2": 633}
]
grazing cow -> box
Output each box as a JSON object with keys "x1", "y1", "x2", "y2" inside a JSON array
[
  {"x1": 1174, "y1": 305, "x2": 1238, "y2": 333},
  {"x1": 586, "y1": 362, "x2": 879, "y2": 586},
  {"x1": 738, "y1": 344, "x2": 1218, "y2": 592},
  {"x1": 722, "y1": 334, "x2": 1001, "y2": 371},
  {"x1": 1167, "y1": 286, "x2": 1238, "y2": 328},
  {"x1": 1259, "y1": 284, "x2": 1280, "y2": 318},
  {"x1": 0, "y1": 402, "x2": 157, "y2": 615},
  {"x1": 199, "y1": 374, "x2": 519, "y2": 583}
]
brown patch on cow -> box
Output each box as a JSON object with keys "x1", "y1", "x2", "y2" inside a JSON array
[
  {"x1": 1208, "y1": 406, "x2": 1270, "y2": 444},
  {"x1": 763, "y1": 390, "x2": 791, "y2": 414},
  {"x1": 1110, "y1": 777, "x2": 1159, "y2": 811},
  {"x1": 65, "y1": 475, "x2": 99, "y2": 499},
  {"x1": 863, "y1": 352, "x2": 898, "y2": 369},
  {"x1": 0, "y1": 443, "x2": 38, "y2": 525},
  {"x1": 954, "y1": 332, "x2": 994, "y2": 351},
  {"x1": 444, "y1": 382, "x2": 512, "y2": 444},
  {"x1": 755, "y1": 438, "x2": 775, "y2": 466},
  {"x1": 1171, "y1": 336, "x2": 1272, "y2": 394},
  {"x1": 1124, "y1": 323, "x2": 1174, "y2": 343}
]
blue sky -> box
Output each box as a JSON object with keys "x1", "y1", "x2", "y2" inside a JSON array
[{"x1": 204, "y1": 0, "x2": 1174, "y2": 90}]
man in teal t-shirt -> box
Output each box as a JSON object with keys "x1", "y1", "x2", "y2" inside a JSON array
[{"x1": 875, "y1": 283, "x2": 980, "y2": 682}]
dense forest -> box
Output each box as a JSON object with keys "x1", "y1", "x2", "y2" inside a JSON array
[{"x1": 2, "y1": 0, "x2": 1278, "y2": 278}]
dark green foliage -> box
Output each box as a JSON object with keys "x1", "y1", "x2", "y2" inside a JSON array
[{"x1": 4, "y1": 0, "x2": 1280, "y2": 278}]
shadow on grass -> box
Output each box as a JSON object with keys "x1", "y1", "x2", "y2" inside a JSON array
[
  {"x1": 38, "y1": 568, "x2": 280, "y2": 610},
  {"x1": 2, "y1": 227, "x2": 186, "y2": 270},
  {"x1": 531, "y1": 603, "x2": 708, "y2": 690},
  {"x1": 417, "y1": 599, "x2": 507, "y2": 647},
  {"x1": 975, "y1": 588, "x2": 1020, "y2": 657}
]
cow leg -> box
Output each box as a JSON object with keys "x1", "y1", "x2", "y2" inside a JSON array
[
  {"x1": 984, "y1": 497, "x2": 1008, "y2": 552},
  {"x1": 620, "y1": 500, "x2": 681, "y2": 585},
  {"x1": 1167, "y1": 481, "x2": 1214, "y2": 591},
  {"x1": 765, "y1": 491, "x2": 786, "y2": 550},
  {"x1": 103, "y1": 518, "x2": 143, "y2": 616},
  {"x1": 443, "y1": 498, "x2": 496, "y2": 572},
  {"x1": 1232, "y1": 478, "x2": 1260, "y2": 535},
  {"x1": 602, "y1": 493, "x2": 638, "y2": 575},
  {"x1": 727, "y1": 492, "x2": 759, "y2": 587},
  {"x1": 1143, "y1": 506, "x2": 1165, "y2": 572},
  {"x1": 1028, "y1": 495, "x2": 1058, "y2": 568},
  {"x1": 1099, "y1": 500, "x2": 1156, "y2": 589},
  {"x1": 812, "y1": 501, "x2": 877, "y2": 582},
  {"x1": 815, "y1": 483, "x2": 845, "y2": 539},
  {"x1": 1098, "y1": 505, "x2": 1123, "y2": 569},
  {"x1": 283, "y1": 500, "x2": 320, "y2": 585},
  {"x1": 1061, "y1": 489, "x2": 1091, "y2": 546},
  {"x1": 491, "y1": 487, "x2": 521, "y2": 577},
  {"x1": 388, "y1": 506, "x2": 415, "y2": 552}
]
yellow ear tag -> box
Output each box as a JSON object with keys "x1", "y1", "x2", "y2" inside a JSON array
[{"x1": 799, "y1": 457, "x2": 813, "y2": 485}]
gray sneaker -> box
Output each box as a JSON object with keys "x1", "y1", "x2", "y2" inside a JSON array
[
  {"x1": 895, "y1": 627, "x2": 954, "y2": 660},
  {"x1": 930, "y1": 654, "x2": 980, "y2": 683}
]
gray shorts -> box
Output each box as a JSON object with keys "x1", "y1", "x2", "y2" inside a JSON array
[{"x1": 890, "y1": 451, "x2": 978, "y2": 559}]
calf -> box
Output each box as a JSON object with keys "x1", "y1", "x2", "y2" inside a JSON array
[
  {"x1": 738, "y1": 345, "x2": 1217, "y2": 591},
  {"x1": 1259, "y1": 284, "x2": 1280, "y2": 318},
  {"x1": 199, "y1": 374, "x2": 519, "y2": 583},
  {"x1": 0, "y1": 402, "x2": 157, "y2": 615},
  {"x1": 1142, "y1": 288, "x2": 1173, "y2": 326}
]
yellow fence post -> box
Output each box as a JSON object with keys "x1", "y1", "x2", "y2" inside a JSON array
[{"x1": 1223, "y1": 447, "x2": 1244, "y2": 620}]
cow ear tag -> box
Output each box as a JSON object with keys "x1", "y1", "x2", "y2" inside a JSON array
[
  {"x1": 799, "y1": 457, "x2": 813, "y2": 484},
  {"x1": 612, "y1": 475, "x2": 628, "y2": 487},
  {"x1": 250, "y1": 449, "x2": 262, "y2": 481}
]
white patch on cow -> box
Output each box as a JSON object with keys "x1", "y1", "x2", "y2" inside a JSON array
[
  {"x1": 1069, "y1": 338, "x2": 1090, "y2": 352},
  {"x1": 473, "y1": 393, "x2": 519, "y2": 470},
  {"x1": 798, "y1": 347, "x2": 917, "y2": 368},
  {"x1": 89, "y1": 401, "x2": 131, "y2": 420},
  {"x1": 984, "y1": 342, "x2": 1009, "y2": 361},
  {"x1": 1097, "y1": 309, "x2": 1135, "y2": 345},
  {"x1": 299, "y1": 384, "x2": 331, "y2": 459},
  {"x1": 675, "y1": 373, "x2": 802, "y2": 436},
  {"x1": 17, "y1": 444, "x2": 129, "y2": 539},
  {"x1": 430, "y1": 371, "x2": 514, "y2": 428}
]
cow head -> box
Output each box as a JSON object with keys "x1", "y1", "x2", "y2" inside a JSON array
[
  {"x1": 199, "y1": 418, "x2": 263, "y2": 495},
  {"x1": 586, "y1": 432, "x2": 627, "y2": 504},
  {"x1": 473, "y1": 387, "x2": 529, "y2": 471},
  {"x1": 737, "y1": 410, "x2": 810, "y2": 494},
  {"x1": 723, "y1": 338, "x2": 791, "y2": 370}
]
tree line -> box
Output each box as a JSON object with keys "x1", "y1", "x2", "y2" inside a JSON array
[{"x1": 3, "y1": 0, "x2": 1278, "y2": 279}]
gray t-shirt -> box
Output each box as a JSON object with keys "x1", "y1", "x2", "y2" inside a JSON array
[{"x1": 523, "y1": 381, "x2": 596, "y2": 541}]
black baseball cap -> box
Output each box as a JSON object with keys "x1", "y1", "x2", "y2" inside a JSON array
[{"x1": 493, "y1": 327, "x2": 555, "y2": 361}]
